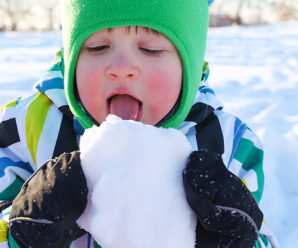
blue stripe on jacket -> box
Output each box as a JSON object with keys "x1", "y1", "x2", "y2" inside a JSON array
[{"x1": 0, "y1": 157, "x2": 33, "y2": 177}]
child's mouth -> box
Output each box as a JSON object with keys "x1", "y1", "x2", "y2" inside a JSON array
[{"x1": 108, "y1": 94, "x2": 142, "y2": 121}]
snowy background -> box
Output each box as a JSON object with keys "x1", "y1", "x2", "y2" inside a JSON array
[{"x1": 0, "y1": 22, "x2": 297, "y2": 247}]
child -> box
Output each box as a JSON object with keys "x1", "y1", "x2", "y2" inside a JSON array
[{"x1": 0, "y1": 0, "x2": 279, "y2": 247}]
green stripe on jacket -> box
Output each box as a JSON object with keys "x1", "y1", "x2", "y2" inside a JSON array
[{"x1": 233, "y1": 138, "x2": 264, "y2": 203}]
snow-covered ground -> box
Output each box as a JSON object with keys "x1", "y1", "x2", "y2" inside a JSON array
[
  {"x1": 205, "y1": 22, "x2": 298, "y2": 247},
  {"x1": 0, "y1": 22, "x2": 297, "y2": 247}
]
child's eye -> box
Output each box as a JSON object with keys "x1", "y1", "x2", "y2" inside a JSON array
[
  {"x1": 87, "y1": 45, "x2": 109, "y2": 54},
  {"x1": 140, "y1": 47, "x2": 163, "y2": 56}
]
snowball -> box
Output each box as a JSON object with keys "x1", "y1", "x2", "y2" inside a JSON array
[{"x1": 77, "y1": 115, "x2": 196, "y2": 248}]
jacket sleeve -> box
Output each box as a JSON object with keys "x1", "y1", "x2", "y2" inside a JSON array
[
  {"x1": 0, "y1": 203, "x2": 21, "y2": 248},
  {"x1": 0, "y1": 98, "x2": 37, "y2": 248},
  {"x1": 228, "y1": 127, "x2": 279, "y2": 248}
]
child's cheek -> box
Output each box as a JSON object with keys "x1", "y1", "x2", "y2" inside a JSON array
[
  {"x1": 78, "y1": 70, "x2": 102, "y2": 108},
  {"x1": 147, "y1": 68, "x2": 180, "y2": 104}
]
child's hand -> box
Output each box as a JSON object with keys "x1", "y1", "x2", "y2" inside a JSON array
[
  {"x1": 9, "y1": 152, "x2": 88, "y2": 248},
  {"x1": 183, "y1": 149, "x2": 263, "y2": 248},
  {"x1": 77, "y1": 115, "x2": 196, "y2": 248}
]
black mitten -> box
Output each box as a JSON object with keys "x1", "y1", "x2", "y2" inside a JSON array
[
  {"x1": 183, "y1": 150, "x2": 263, "y2": 248},
  {"x1": 9, "y1": 151, "x2": 88, "y2": 248}
]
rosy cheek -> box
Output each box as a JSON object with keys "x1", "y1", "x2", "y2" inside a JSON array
[
  {"x1": 78, "y1": 74, "x2": 94, "y2": 99},
  {"x1": 77, "y1": 69, "x2": 102, "y2": 110},
  {"x1": 147, "y1": 68, "x2": 181, "y2": 104},
  {"x1": 146, "y1": 68, "x2": 181, "y2": 123}
]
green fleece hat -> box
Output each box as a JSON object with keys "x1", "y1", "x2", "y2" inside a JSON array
[{"x1": 63, "y1": 0, "x2": 209, "y2": 129}]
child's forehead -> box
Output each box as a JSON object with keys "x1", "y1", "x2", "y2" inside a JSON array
[
  {"x1": 87, "y1": 26, "x2": 162, "y2": 40},
  {"x1": 109, "y1": 26, "x2": 160, "y2": 35}
]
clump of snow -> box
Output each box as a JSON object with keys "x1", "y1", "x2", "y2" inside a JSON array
[{"x1": 77, "y1": 115, "x2": 196, "y2": 248}]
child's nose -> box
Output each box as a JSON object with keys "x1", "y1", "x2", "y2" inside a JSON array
[{"x1": 106, "y1": 55, "x2": 139, "y2": 80}]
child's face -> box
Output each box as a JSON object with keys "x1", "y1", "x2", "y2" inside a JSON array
[{"x1": 76, "y1": 26, "x2": 182, "y2": 125}]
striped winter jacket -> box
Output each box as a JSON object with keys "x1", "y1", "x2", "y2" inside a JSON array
[{"x1": 0, "y1": 53, "x2": 279, "y2": 248}]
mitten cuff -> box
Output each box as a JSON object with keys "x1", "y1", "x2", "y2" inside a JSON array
[{"x1": 201, "y1": 205, "x2": 259, "y2": 247}]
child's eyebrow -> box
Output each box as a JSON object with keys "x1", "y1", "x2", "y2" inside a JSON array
[{"x1": 107, "y1": 26, "x2": 160, "y2": 36}]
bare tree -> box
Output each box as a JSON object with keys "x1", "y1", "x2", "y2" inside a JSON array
[
  {"x1": 235, "y1": 0, "x2": 246, "y2": 25},
  {"x1": 210, "y1": 0, "x2": 291, "y2": 25},
  {"x1": 0, "y1": 0, "x2": 32, "y2": 31},
  {"x1": 211, "y1": 0, "x2": 252, "y2": 25},
  {"x1": 40, "y1": 0, "x2": 60, "y2": 30},
  {"x1": 273, "y1": 0, "x2": 298, "y2": 21},
  {"x1": 233, "y1": 0, "x2": 269, "y2": 25}
]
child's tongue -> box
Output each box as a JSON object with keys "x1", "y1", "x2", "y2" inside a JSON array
[{"x1": 110, "y1": 95, "x2": 140, "y2": 121}]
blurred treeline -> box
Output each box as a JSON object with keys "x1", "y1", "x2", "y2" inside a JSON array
[
  {"x1": 0, "y1": 0, "x2": 297, "y2": 31},
  {"x1": 210, "y1": 0, "x2": 298, "y2": 27},
  {"x1": 0, "y1": 0, "x2": 61, "y2": 31}
]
